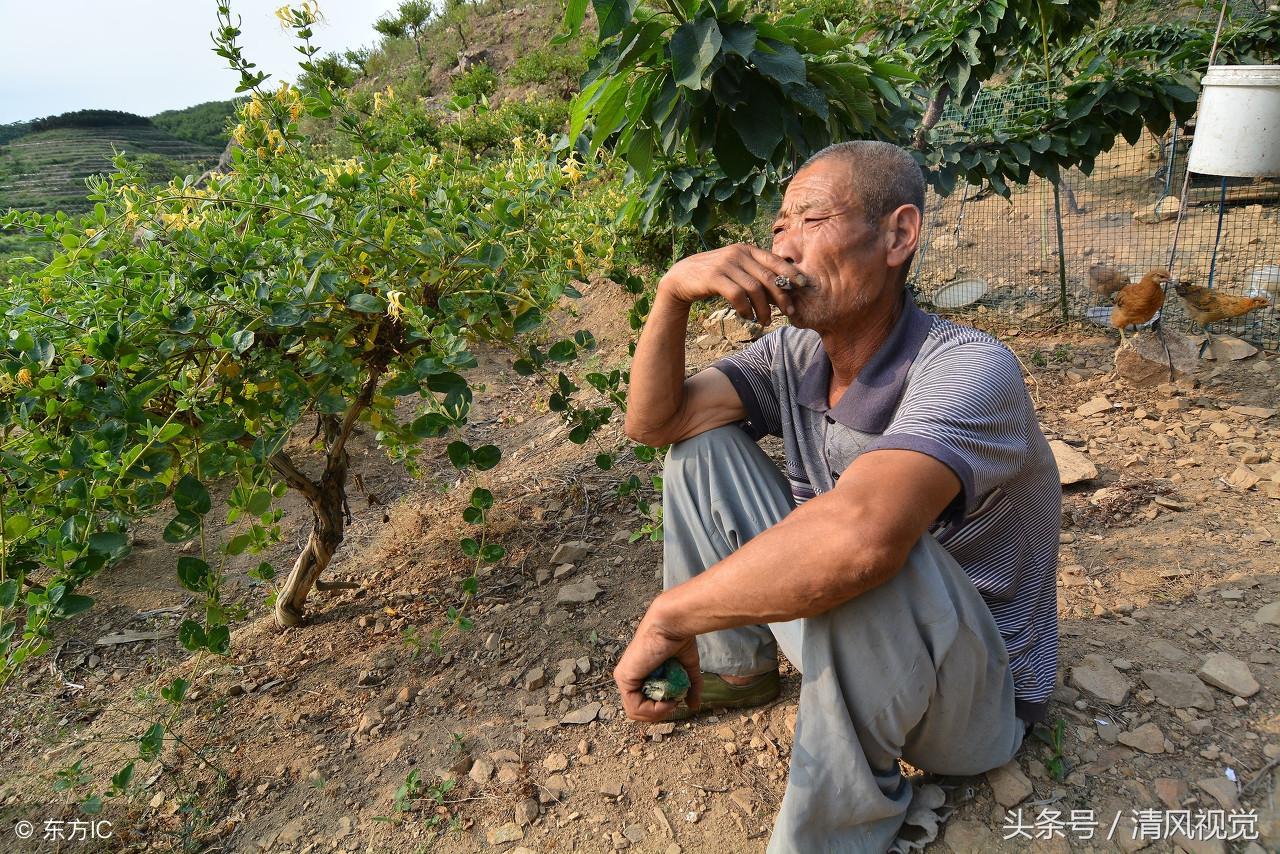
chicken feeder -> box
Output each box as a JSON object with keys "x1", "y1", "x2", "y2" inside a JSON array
[{"x1": 1186, "y1": 65, "x2": 1280, "y2": 177}]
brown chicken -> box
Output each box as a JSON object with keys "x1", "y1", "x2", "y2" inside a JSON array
[
  {"x1": 1110, "y1": 268, "x2": 1170, "y2": 343},
  {"x1": 1174, "y1": 283, "x2": 1270, "y2": 329},
  {"x1": 1088, "y1": 263, "x2": 1129, "y2": 299}
]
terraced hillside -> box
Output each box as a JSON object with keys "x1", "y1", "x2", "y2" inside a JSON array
[{"x1": 0, "y1": 124, "x2": 220, "y2": 215}]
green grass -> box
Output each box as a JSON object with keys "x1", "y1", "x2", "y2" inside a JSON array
[{"x1": 0, "y1": 125, "x2": 220, "y2": 215}]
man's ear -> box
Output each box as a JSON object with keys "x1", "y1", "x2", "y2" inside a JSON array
[{"x1": 884, "y1": 204, "x2": 921, "y2": 269}]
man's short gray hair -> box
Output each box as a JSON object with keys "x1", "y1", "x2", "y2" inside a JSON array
[{"x1": 799, "y1": 140, "x2": 926, "y2": 226}]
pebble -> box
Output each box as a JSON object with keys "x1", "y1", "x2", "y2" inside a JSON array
[
  {"x1": 486, "y1": 823, "x2": 524, "y2": 845},
  {"x1": 1070, "y1": 654, "x2": 1131, "y2": 705},
  {"x1": 1197, "y1": 653, "x2": 1260, "y2": 698},
  {"x1": 514, "y1": 798, "x2": 540, "y2": 827},
  {"x1": 1117, "y1": 722, "x2": 1166, "y2": 754},
  {"x1": 469, "y1": 759, "x2": 495, "y2": 784},
  {"x1": 550, "y1": 540, "x2": 591, "y2": 565},
  {"x1": 561, "y1": 702, "x2": 602, "y2": 725},
  {"x1": 543, "y1": 753, "x2": 569, "y2": 772},
  {"x1": 556, "y1": 576, "x2": 603, "y2": 604},
  {"x1": 1140, "y1": 670, "x2": 1215, "y2": 711},
  {"x1": 985, "y1": 761, "x2": 1034, "y2": 807}
]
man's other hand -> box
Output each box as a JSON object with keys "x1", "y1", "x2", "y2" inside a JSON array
[
  {"x1": 657, "y1": 243, "x2": 803, "y2": 327},
  {"x1": 614, "y1": 607, "x2": 703, "y2": 722}
]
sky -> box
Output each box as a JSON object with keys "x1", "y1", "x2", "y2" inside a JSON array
[{"x1": 0, "y1": 1, "x2": 388, "y2": 124}]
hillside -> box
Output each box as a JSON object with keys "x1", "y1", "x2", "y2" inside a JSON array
[
  {"x1": 0, "y1": 123, "x2": 220, "y2": 216},
  {"x1": 151, "y1": 98, "x2": 241, "y2": 149}
]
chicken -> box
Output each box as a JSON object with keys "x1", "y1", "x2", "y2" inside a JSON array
[
  {"x1": 1087, "y1": 264, "x2": 1129, "y2": 299},
  {"x1": 1110, "y1": 268, "x2": 1170, "y2": 343},
  {"x1": 1173, "y1": 283, "x2": 1270, "y2": 329}
]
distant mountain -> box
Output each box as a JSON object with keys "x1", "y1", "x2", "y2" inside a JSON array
[
  {"x1": 151, "y1": 99, "x2": 241, "y2": 149},
  {"x1": 0, "y1": 119, "x2": 222, "y2": 216}
]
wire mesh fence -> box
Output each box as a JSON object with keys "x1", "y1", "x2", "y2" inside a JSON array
[{"x1": 909, "y1": 81, "x2": 1280, "y2": 350}]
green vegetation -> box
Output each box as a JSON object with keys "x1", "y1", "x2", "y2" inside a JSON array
[
  {"x1": 0, "y1": 124, "x2": 220, "y2": 215},
  {"x1": 451, "y1": 63, "x2": 498, "y2": 101},
  {"x1": 151, "y1": 99, "x2": 241, "y2": 148},
  {"x1": 0, "y1": 122, "x2": 32, "y2": 146},
  {"x1": 30, "y1": 109, "x2": 151, "y2": 131}
]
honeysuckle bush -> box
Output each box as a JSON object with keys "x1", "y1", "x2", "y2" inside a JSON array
[{"x1": 0, "y1": 4, "x2": 642, "y2": 697}]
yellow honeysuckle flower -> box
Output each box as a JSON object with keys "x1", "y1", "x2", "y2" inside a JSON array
[
  {"x1": 512, "y1": 136, "x2": 524, "y2": 152},
  {"x1": 16, "y1": 368, "x2": 32, "y2": 387},
  {"x1": 386, "y1": 290, "x2": 406, "y2": 320},
  {"x1": 561, "y1": 155, "x2": 584, "y2": 184}
]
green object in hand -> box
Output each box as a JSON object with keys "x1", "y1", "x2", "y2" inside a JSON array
[{"x1": 642, "y1": 658, "x2": 691, "y2": 702}]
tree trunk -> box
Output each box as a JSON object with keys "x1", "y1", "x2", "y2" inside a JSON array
[
  {"x1": 913, "y1": 83, "x2": 951, "y2": 151},
  {"x1": 274, "y1": 467, "x2": 346, "y2": 628}
]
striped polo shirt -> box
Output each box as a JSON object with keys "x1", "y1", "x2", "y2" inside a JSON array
[{"x1": 713, "y1": 296, "x2": 1061, "y2": 723}]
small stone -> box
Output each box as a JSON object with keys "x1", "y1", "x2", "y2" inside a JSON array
[
  {"x1": 1226, "y1": 467, "x2": 1262, "y2": 491},
  {"x1": 1203, "y1": 335, "x2": 1258, "y2": 361},
  {"x1": 523, "y1": 667, "x2": 546, "y2": 691},
  {"x1": 543, "y1": 753, "x2": 569, "y2": 772},
  {"x1": 1197, "y1": 653, "x2": 1260, "y2": 697},
  {"x1": 1153, "y1": 777, "x2": 1187, "y2": 809},
  {"x1": 550, "y1": 540, "x2": 591, "y2": 565},
  {"x1": 489, "y1": 749, "x2": 521, "y2": 764},
  {"x1": 484, "y1": 633, "x2": 499, "y2": 652},
  {"x1": 496, "y1": 765, "x2": 521, "y2": 784},
  {"x1": 600, "y1": 780, "x2": 624, "y2": 798},
  {"x1": 396, "y1": 684, "x2": 417, "y2": 706},
  {"x1": 986, "y1": 761, "x2": 1034, "y2": 807},
  {"x1": 622, "y1": 824, "x2": 645, "y2": 844},
  {"x1": 1078, "y1": 397, "x2": 1113, "y2": 417},
  {"x1": 486, "y1": 823, "x2": 524, "y2": 845},
  {"x1": 1187, "y1": 719, "x2": 1213, "y2": 736},
  {"x1": 1228, "y1": 405, "x2": 1276, "y2": 419},
  {"x1": 556, "y1": 576, "x2": 603, "y2": 605},
  {"x1": 729, "y1": 788, "x2": 755, "y2": 815},
  {"x1": 1196, "y1": 777, "x2": 1240, "y2": 810},
  {"x1": 470, "y1": 759, "x2": 495, "y2": 784},
  {"x1": 1070, "y1": 654, "x2": 1131, "y2": 705},
  {"x1": 1141, "y1": 670, "x2": 1215, "y2": 711},
  {"x1": 514, "y1": 798, "x2": 540, "y2": 827},
  {"x1": 1118, "y1": 722, "x2": 1165, "y2": 754},
  {"x1": 561, "y1": 702, "x2": 602, "y2": 725},
  {"x1": 1050, "y1": 440, "x2": 1099, "y2": 485}
]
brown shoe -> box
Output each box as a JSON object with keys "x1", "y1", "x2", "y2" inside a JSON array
[{"x1": 671, "y1": 670, "x2": 781, "y2": 720}]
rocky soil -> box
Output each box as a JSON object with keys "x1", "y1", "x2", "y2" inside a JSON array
[{"x1": 2, "y1": 283, "x2": 1279, "y2": 854}]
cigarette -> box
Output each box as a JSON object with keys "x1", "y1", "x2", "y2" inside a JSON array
[{"x1": 775, "y1": 273, "x2": 809, "y2": 291}]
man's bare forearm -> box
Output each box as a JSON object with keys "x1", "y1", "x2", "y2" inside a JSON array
[
  {"x1": 624, "y1": 291, "x2": 692, "y2": 442},
  {"x1": 648, "y1": 489, "x2": 894, "y2": 636}
]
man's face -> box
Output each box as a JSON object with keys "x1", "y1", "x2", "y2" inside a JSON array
[{"x1": 769, "y1": 159, "x2": 896, "y2": 332}]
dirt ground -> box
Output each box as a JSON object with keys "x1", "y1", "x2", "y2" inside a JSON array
[{"x1": 2, "y1": 275, "x2": 1280, "y2": 854}]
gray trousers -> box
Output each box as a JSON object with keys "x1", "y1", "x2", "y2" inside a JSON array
[{"x1": 663, "y1": 426, "x2": 1024, "y2": 854}]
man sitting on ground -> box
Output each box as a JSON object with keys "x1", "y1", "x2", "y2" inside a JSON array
[{"x1": 614, "y1": 140, "x2": 1061, "y2": 853}]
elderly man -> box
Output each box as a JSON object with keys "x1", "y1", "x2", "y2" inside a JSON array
[{"x1": 615, "y1": 141, "x2": 1060, "y2": 853}]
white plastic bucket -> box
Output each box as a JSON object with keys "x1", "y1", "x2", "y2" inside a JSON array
[{"x1": 1187, "y1": 65, "x2": 1280, "y2": 177}]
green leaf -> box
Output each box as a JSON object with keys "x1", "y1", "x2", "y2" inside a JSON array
[
  {"x1": 671, "y1": 17, "x2": 723, "y2": 90},
  {"x1": 347, "y1": 293, "x2": 387, "y2": 313},
  {"x1": 470, "y1": 488, "x2": 494, "y2": 510},
  {"x1": 177, "y1": 556, "x2": 210, "y2": 592},
  {"x1": 154, "y1": 423, "x2": 184, "y2": 443},
  {"x1": 138, "y1": 723, "x2": 164, "y2": 761},
  {"x1": 3, "y1": 515, "x2": 31, "y2": 540},
  {"x1": 480, "y1": 543, "x2": 506, "y2": 562},
  {"x1": 229, "y1": 329, "x2": 255, "y2": 354},
  {"x1": 462, "y1": 506, "x2": 484, "y2": 524},
  {"x1": 547, "y1": 340, "x2": 577, "y2": 361},
  {"x1": 513, "y1": 359, "x2": 536, "y2": 376},
  {"x1": 56, "y1": 594, "x2": 95, "y2": 617},
  {"x1": 461, "y1": 576, "x2": 479, "y2": 596},
  {"x1": 87, "y1": 532, "x2": 128, "y2": 556},
  {"x1": 513, "y1": 308, "x2": 542, "y2": 334},
  {"x1": 224, "y1": 533, "x2": 251, "y2": 556},
  {"x1": 751, "y1": 40, "x2": 805, "y2": 86},
  {"x1": 729, "y1": 79, "x2": 784, "y2": 159},
  {"x1": 206, "y1": 625, "x2": 230, "y2": 654},
  {"x1": 447, "y1": 441, "x2": 472, "y2": 469},
  {"x1": 161, "y1": 678, "x2": 189, "y2": 704},
  {"x1": 162, "y1": 511, "x2": 202, "y2": 544},
  {"x1": 563, "y1": 0, "x2": 590, "y2": 39},
  {"x1": 591, "y1": 0, "x2": 637, "y2": 40},
  {"x1": 595, "y1": 453, "x2": 614, "y2": 470},
  {"x1": 246, "y1": 489, "x2": 272, "y2": 515},
  {"x1": 174, "y1": 475, "x2": 212, "y2": 515},
  {"x1": 0, "y1": 580, "x2": 18, "y2": 609},
  {"x1": 459, "y1": 537, "x2": 480, "y2": 557},
  {"x1": 178, "y1": 620, "x2": 207, "y2": 652},
  {"x1": 472, "y1": 445, "x2": 501, "y2": 470}
]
